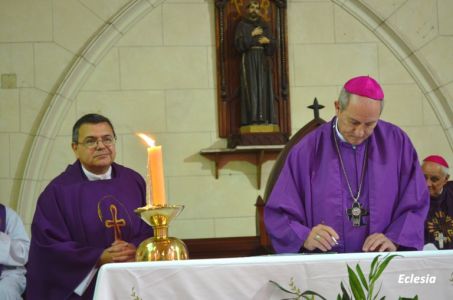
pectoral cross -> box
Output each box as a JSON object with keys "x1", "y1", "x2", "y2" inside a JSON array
[
  {"x1": 347, "y1": 202, "x2": 369, "y2": 227},
  {"x1": 435, "y1": 232, "x2": 447, "y2": 249},
  {"x1": 105, "y1": 204, "x2": 126, "y2": 241}
]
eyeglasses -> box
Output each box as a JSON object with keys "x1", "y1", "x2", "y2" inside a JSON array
[{"x1": 77, "y1": 135, "x2": 116, "y2": 149}]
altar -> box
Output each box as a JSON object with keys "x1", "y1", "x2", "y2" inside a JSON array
[{"x1": 93, "y1": 250, "x2": 453, "y2": 299}]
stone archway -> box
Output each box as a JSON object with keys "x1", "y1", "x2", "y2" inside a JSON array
[
  {"x1": 333, "y1": 0, "x2": 453, "y2": 144},
  {"x1": 17, "y1": 0, "x2": 452, "y2": 222}
]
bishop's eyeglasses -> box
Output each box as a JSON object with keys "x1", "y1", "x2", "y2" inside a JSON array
[{"x1": 77, "y1": 135, "x2": 116, "y2": 149}]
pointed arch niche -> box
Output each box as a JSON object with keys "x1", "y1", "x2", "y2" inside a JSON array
[{"x1": 17, "y1": 0, "x2": 166, "y2": 221}]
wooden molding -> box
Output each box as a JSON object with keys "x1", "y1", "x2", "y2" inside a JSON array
[{"x1": 183, "y1": 236, "x2": 268, "y2": 259}]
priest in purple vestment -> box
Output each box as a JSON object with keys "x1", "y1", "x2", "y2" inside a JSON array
[
  {"x1": 26, "y1": 114, "x2": 153, "y2": 300},
  {"x1": 422, "y1": 155, "x2": 453, "y2": 249},
  {"x1": 264, "y1": 75, "x2": 429, "y2": 254}
]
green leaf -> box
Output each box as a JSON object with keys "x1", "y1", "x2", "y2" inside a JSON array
[
  {"x1": 355, "y1": 263, "x2": 369, "y2": 292},
  {"x1": 371, "y1": 282, "x2": 383, "y2": 300},
  {"x1": 340, "y1": 282, "x2": 351, "y2": 300},
  {"x1": 269, "y1": 280, "x2": 327, "y2": 300},
  {"x1": 269, "y1": 280, "x2": 299, "y2": 295},
  {"x1": 368, "y1": 255, "x2": 381, "y2": 280},
  {"x1": 371, "y1": 255, "x2": 401, "y2": 284},
  {"x1": 300, "y1": 290, "x2": 327, "y2": 300},
  {"x1": 347, "y1": 265, "x2": 366, "y2": 300}
]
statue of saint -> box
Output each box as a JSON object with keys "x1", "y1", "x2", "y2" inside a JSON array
[{"x1": 234, "y1": 0, "x2": 277, "y2": 126}]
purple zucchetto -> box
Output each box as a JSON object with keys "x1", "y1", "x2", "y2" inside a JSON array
[{"x1": 344, "y1": 76, "x2": 384, "y2": 101}]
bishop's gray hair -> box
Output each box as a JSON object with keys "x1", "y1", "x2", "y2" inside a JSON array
[{"x1": 338, "y1": 87, "x2": 385, "y2": 113}]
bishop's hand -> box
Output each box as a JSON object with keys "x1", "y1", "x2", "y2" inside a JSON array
[
  {"x1": 304, "y1": 224, "x2": 339, "y2": 252},
  {"x1": 362, "y1": 233, "x2": 397, "y2": 252}
]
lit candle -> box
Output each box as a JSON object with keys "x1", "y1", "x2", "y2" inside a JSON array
[{"x1": 137, "y1": 133, "x2": 167, "y2": 206}]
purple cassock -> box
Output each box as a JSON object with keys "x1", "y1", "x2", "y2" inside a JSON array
[
  {"x1": 425, "y1": 181, "x2": 453, "y2": 249},
  {"x1": 264, "y1": 117, "x2": 429, "y2": 253},
  {"x1": 26, "y1": 161, "x2": 154, "y2": 300}
]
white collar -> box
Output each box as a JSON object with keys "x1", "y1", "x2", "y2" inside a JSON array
[
  {"x1": 81, "y1": 164, "x2": 112, "y2": 181},
  {"x1": 334, "y1": 117, "x2": 347, "y2": 143},
  {"x1": 334, "y1": 118, "x2": 367, "y2": 150}
]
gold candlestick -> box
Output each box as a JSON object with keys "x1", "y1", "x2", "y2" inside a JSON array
[{"x1": 135, "y1": 204, "x2": 189, "y2": 261}]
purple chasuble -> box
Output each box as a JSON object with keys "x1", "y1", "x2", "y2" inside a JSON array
[
  {"x1": 264, "y1": 117, "x2": 429, "y2": 253},
  {"x1": 26, "y1": 161, "x2": 153, "y2": 300},
  {"x1": 425, "y1": 181, "x2": 453, "y2": 249}
]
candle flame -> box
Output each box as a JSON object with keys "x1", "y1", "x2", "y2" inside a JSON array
[{"x1": 136, "y1": 133, "x2": 155, "y2": 147}]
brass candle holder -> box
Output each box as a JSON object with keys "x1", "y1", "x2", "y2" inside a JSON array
[{"x1": 135, "y1": 204, "x2": 189, "y2": 261}]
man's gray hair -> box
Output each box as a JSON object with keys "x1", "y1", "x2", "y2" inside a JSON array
[
  {"x1": 338, "y1": 87, "x2": 385, "y2": 112},
  {"x1": 440, "y1": 165, "x2": 450, "y2": 177}
]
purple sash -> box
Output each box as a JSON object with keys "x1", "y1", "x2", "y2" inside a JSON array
[{"x1": 0, "y1": 204, "x2": 5, "y2": 275}]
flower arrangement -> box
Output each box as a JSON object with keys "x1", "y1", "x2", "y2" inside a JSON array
[{"x1": 270, "y1": 254, "x2": 419, "y2": 300}]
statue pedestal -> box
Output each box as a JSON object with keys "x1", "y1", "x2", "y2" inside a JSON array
[
  {"x1": 228, "y1": 125, "x2": 288, "y2": 148},
  {"x1": 239, "y1": 124, "x2": 280, "y2": 134}
]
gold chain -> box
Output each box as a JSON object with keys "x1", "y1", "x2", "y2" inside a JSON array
[{"x1": 333, "y1": 124, "x2": 369, "y2": 203}]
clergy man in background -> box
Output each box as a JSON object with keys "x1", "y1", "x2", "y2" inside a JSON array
[
  {"x1": 264, "y1": 75, "x2": 429, "y2": 253},
  {"x1": 26, "y1": 114, "x2": 153, "y2": 299},
  {"x1": 422, "y1": 155, "x2": 453, "y2": 249}
]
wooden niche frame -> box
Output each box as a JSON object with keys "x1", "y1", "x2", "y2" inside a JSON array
[{"x1": 215, "y1": 0, "x2": 290, "y2": 147}]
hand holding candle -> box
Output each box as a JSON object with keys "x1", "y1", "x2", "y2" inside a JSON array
[{"x1": 137, "y1": 133, "x2": 166, "y2": 206}]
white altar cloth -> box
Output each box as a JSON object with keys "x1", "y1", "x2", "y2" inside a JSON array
[{"x1": 94, "y1": 250, "x2": 453, "y2": 299}]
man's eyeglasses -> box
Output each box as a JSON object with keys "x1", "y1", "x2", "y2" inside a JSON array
[{"x1": 77, "y1": 135, "x2": 116, "y2": 149}]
